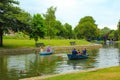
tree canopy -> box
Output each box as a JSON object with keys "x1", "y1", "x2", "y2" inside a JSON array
[
  {"x1": 0, "y1": 0, "x2": 31, "y2": 46},
  {"x1": 63, "y1": 23, "x2": 73, "y2": 39},
  {"x1": 74, "y1": 16, "x2": 99, "y2": 39},
  {"x1": 43, "y1": 6, "x2": 57, "y2": 39},
  {"x1": 30, "y1": 14, "x2": 45, "y2": 42}
]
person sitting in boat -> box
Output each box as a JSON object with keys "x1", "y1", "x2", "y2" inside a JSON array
[
  {"x1": 46, "y1": 46, "x2": 51, "y2": 52},
  {"x1": 77, "y1": 50, "x2": 82, "y2": 55},
  {"x1": 82, "y1": 48, "x2": 87, "y2": 55},
  {"x1": 40, "y1": 47, "x2": 44, "y2": 52},
  {"x1": 72, "y1": 48, "x2": 78, "y2": 55}
]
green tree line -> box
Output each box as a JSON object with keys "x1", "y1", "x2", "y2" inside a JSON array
[{"x1": 0, "y1": 0, "x2": 120, "y2": 47}]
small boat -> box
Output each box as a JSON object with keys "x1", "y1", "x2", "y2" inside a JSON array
[
  {"x1": 40, "y1": 51, "x2": 54, "y2": 55},
  {"x1": 67, "y1": 54, "x2": 88, "y2": 60},
  {"x1": 39, "y1": 46, "x2": 54, "y2": 55}
]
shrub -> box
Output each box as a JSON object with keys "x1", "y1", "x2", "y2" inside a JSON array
[{"x1": 3, "y1": 32, "x2": 29, "y2": 39}]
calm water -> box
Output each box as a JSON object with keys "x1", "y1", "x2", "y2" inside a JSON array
[{"x1": 0, "y1": 43, "x2": 120, "y2": 80}]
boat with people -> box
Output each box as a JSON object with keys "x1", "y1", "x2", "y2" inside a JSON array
[
  {"x1": 67, "y1": 48, "x2": 89, "y2": 60},
  {"x1": 39, "y1": 46, "x2": 54, "y2": 55},
  {"x1": 67, "y1": 54, "x2": 89, "y2": 60},
  {"x1": 40, "y1": 51, "x2": 53, "y2": 55}
]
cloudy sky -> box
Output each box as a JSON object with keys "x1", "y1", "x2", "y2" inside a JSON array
[{"x1": 18, "y1": 0, "x2": 120, "y2": 30}]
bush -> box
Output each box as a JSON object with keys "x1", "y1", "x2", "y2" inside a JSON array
[{"x1": 3, "y1": 32, "x2": 29, "y2": 39}]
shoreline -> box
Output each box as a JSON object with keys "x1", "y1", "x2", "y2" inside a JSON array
[
  {"x1": 0, "y1": 44, "x2": 102, "y2": 54},
  {"x1": 20, "y1": 68, "x2": 101, "y2": 80}
]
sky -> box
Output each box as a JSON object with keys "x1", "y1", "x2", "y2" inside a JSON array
[{"x1": 18, "y1": 0, "x2": 120, "y2": 30}]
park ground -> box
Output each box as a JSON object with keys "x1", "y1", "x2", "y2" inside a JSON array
[{"x1": 20, "y1": 66, "x2": 120, "y2": 80}]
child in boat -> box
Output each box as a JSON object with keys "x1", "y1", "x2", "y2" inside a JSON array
[
  {"x1": 77, "y1": 50, "x2": 82, "y2": 55},
  {"x1": 46, "y1": 46, "x2": 51, "y2": 52},
  {"x1": 40, "y1": 47, "x2": 44, "y2": 52}
]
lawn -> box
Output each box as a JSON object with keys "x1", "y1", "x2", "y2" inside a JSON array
[
  {"x1": 39, "y1": 66, "x2": 120, "y2": 80},
  {"x1": 2, "y1": 39, "x2": 91, "y2": 48}
]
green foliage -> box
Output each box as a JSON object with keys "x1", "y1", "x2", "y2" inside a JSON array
[
  {"x1": 114, "y1": 30, "x2": 119, "y2": 40},
  {"x1": 54, "y1": 20, "x2": 64, "y2": 37},
  {"x1": 0, "y1": 0, "x2": 32, "y2": 46},
  {"x1": 3, "y1": 32, "x2": 29, "y2": 39},
  {"x1": 0, "y1": 0, "x2": 31, "y2": 31},
  {"x1": 108, "y1": 30, "x2": 115, "y2": 39},
  {"x1": 117, "y1": 20, "x2": 120, "y2": 40},
  {"x1": 30, "y1": 14, "x2": 45, "y2": 42},
  {"x1": 43, "y1": 6, "x2": 57, "y2": 39},
  {"x1": 63, "y1": 23, "x2": 73, "y2": 39},
  {"x1": 99, "y1": 27, "x2": 111, "y2": 37},
  {"x1": 99, "y1": 27, "x2": 118, "y2": 40},
  {"x1": 43, "y1": 6, "x2": 56, "y2": 21},
  {"x1": 42, "y1": 6, "x2": 74, "y2": 39},
  {"x1": 74, "y1": 16, "x2": 99, "y2": 39}
]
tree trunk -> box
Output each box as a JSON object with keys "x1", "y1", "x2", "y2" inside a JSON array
[{"x1": 0, "y1": 26, "x2": 3, "y2": 47}]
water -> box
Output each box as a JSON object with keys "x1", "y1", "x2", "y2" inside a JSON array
[
  {"x1": 0, "y1": 43, "x2": 120, "y2": 80},
  {"x1": 94, "y1": 47, "x2": 120, "y2": 68}
]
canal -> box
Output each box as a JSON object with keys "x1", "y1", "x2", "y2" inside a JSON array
[{"x1": 0, "y1": 43, "x2": 120, "y2": 80}]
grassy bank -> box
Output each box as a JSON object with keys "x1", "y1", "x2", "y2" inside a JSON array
[
  {"x1": 2, "y1": 39, "x2": 91, "y2": 48},
  {"x1": 21, "y1": 66, "x2": 120, "y2": 80}
]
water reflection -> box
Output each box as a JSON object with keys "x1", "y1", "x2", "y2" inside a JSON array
[
  {"x1": 94, "y1": 47, "x2": 120, "y2": 68},
  {"x1": 0, "y1": 43, "x2": 120, "y2": 80},
  {"x1": 67, "y1": 59, "x2": 94, "y2": 69}
]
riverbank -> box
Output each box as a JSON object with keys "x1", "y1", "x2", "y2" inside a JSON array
[
  {"x1": 0, "y1": 44, "x2": 102, "y2": 54},
  {"x1": 20, "y1": 66, "x2": 120, "y2": 80}
]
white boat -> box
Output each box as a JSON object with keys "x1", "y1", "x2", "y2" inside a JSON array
[
  {"x1": 40, "y1": 51, "x2": 54, "y2": 55},
  {"x1": 39, "y1": 46, "x2": 54, "y2": 55}
]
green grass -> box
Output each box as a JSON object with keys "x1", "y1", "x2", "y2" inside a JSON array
[
  {"x1": 2, "y1": 39, "x2": 91, "y2": 48},
  {"x1": 40, "y1": 66, "x2": 120, "y2": 80},
  {"x1": 3, "y1": 39, "x2": 35, "y2": 48}
]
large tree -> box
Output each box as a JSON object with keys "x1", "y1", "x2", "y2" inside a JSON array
[
  {"x1": 43, "y1": 6, "x2": 57, "y2": 39},
  {"x1": 30, "y1": 14, "x2": 45, "y2": 42},
  {"x1": 74, "y1": 16, "x2": 99, "y2": 39},
  {"x1": 0, "y1": 0, "x2": 31, "y2": 46}
]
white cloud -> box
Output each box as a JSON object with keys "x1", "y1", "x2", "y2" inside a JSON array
[{"x1": 18, "y1": 0, "x2": 120, "y2": 30}]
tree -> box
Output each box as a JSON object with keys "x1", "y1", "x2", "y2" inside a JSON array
[
  {"x1": 74, "y1": 16, "x2": 99, "y2": 40},
  {"x1": 117, "y1": 20, "x2": 120, "y2": 40},
  {"x1": 99, "y1": 27, "x2": 114, "y2": 44},
  {"x1": 114, "y1": 30, "x2": 119, "y2": 41},
  {"x1": 99, "y1": 27, "x2": 111, "y2": 39},
  {"x1": 108, "y1": 30, "x2": 116, "y2": 40},
  {"x1": 54, "y1": 20, "x2": 64, "y2": 38},
  {"x1": 43, "y1": 6, "x2": 57, "y2": 39},
  {"x1": 63, "y1": 23, "x2": 73, "y2": 39},
  {"x1": 0, "y1": 0, "x2": 31, "y2": 46},
  {"x1": 30, "y1": 14, "x2": 45, "y2": 42}
]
